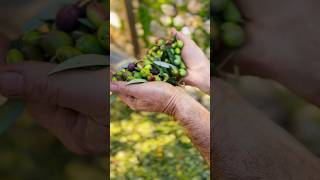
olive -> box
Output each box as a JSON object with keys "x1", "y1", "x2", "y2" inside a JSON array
[
  {"x1": 6, "y1": 49, "x2": 24, "y2": 64},
  {"x1": 212, "y1": 0, "x2": 229, "y2": 13},
  {"x1": 179, "y1": 68, "x2": 187, "y2": 77},
  {"x1": 155, "y1": 75, "x2": 161, "y2": 81},
  {"x1": 220, "y1": 22, "x2": 245, "y2": 48},
  {"x1": 40, "y1": 31, "x2": 73, "y2": 56},
  {"x1": 148, "y1": 75, "x2": 156, "y2": 81},
  {"x1": 76, "y1": 34, "x2": 106, "y2": 54},
  {"x1": 180, "y1": 62, "x2": 186, "y2": 69},
  {"x1": 56, "y1": 46, "x2": 83, "y2": 63},
  {"x1": 97, "y1": 21, "x2": 109, "y2": 49},
  {"x1": 21, "y1": 45, "x2": 43, "y2": 61},
  {"x1": 171, "y1": 42, "x2": 177, "y2": 48},
  {"x1": 223, "y1": 1, "x2": 243, "y2": 23},
  {"x1": 157, "y1": 50, "x2": 163, "y2": 56},
  {"x1": 174, "y1": 57, "x2": 181, "y2": 66},
  {"x1": 112, "y1": 76, "x2": 118, "y2": 81},
  {"x1": 134, "y1": 72, "x2": 142, "y2": 79},
  {"x1": 175, "y1": 48, "x2": 181, "y2": 54},
  {"x1": 144, "y1": 64, "x2": 152, "y2": 70},
  {"x1": 86, "y1": 2, "x2": 108, "y2": 28},
  {"x1": 55, "y1": 4, "x2": 80, "y2": 32},
  {"x1": 22, "y1": 31, "x2": 42, "y2": 46},
  {"x1": 150, "y1": 67, "x2": 160, "y2": 75},
  {"x1": 127, "y1": 63, "x2": 136, "y2": 72},
  {"x1": 176, "y1": 40, "x2": 184, "y2": 48}
]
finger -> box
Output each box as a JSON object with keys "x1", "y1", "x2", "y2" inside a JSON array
[
  {"x1": 0, "y1": 61, "x2": 108, "y2": 117},
  {"x1": 118, "y1": 94, "x2": 136, "y2": 110},
  {"x1": 110, "y1": 81, "x2": 138, "y2": 96},
  {"x1": 26, "y1": 102, "x2": 108, "y2": 155},
  {"x1": 174, "y1": 29, "x2": 195, "y2": 45}
]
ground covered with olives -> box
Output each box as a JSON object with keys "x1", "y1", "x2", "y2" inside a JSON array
[
  {"x1": 212, "y1": 0, "x2": 245, "y2": 74},
  {"x1": 6, "y1": 0, "x2": 108, "y2": 65},
  {"x1": 112, "y1": 36, "x2": 187, "y2": 86}
]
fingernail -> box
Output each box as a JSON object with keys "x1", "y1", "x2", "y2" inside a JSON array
[{"x1": 0, "y1": 72, "x2": 24, "y2": 96}]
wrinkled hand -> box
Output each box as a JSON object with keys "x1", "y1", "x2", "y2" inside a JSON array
[
  {"x1": 0, "y1": 35, "x2": 108, "y2": 155},
  {"x1": 172, "y1": 29, "x2": 210, "y2": 94},
  {"x1": 227, "y1": 0, "x2": 320, "y2": 106},
  {"x1": 111, "y1": 81, "x2": 184, "y2": 115}
]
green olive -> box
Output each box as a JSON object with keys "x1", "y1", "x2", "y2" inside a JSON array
[
  {"x1": 212, "y1": 0, "x2": 229, "y2": 13},
  {"x1": 155, "y1": 75, "x2": 161, "y2": 81},
  {"x1": 223, "y1": 1, "x2": 243, "y2": 23},
  {"x1": 179, "y1": 68, "x2": 187, "y2": 77},
  {"x1": 40, "y1": 31, "x2": 73, "y2": 56},
  {"x1": 176, "y1": 40, "x2": 184, "y2": 48},
  {"x1": 56, "y1": 46, "x2": 83, "y2": 63},
  {"x1": 220, "y1": 22, "x2": 245, "y2": 48},
  {"x1": 174, "y1": 57, "x2": 182, "y2": 66},
  {"x1": 144, "y1": 64, "x2": 152, "y2": 70},
  {"x1": 171, "y1": 42, "x2": 177, "y2": 48},
  {"x1": 76, "y1": 34, "x2": 106, "y2": 54},
  {"x1": 86, "y1": 2, "x2": 108, "y2": 28},
  {"x1": 134, "y1": 72, "x2": 142, "y2": 79},
  {"x1": 6, "y1": 49, "x2": 24, "y2": 64},
  {"x1": 97, "y1": 21, "x2": 109, "y2": 49},
  {"x1": 175, "y1": 48, "x2": 181, "y2": 54},
  {"x1": 22, "y1": 31, "x2": 42, "y2": 46}
]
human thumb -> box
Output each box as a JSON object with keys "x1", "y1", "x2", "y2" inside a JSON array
[{"x1": 0, "y1": 61, "x2": 108, "y2": 117}]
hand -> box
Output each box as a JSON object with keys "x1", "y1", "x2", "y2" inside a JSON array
[
  {"x1": 111, "y1": 81, "x2": 210, "y2": 162},
  {"x1": 213, "y1": 78, "x2": 320, "y2": 179},
  {"x1": 226, "y1": 0, "x2": 320, "y2": 106},
  {"x1": 172, "y1": 29, "x2": 210, "y2": 94},
  {"x1": 111, "y1": 81, "x2": 184, "y2": 115},
  {"x1": 0, "y1": 39, "x2": 108, "y2": 155}
]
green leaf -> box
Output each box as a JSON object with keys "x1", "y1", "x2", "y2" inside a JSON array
[
  {"x1": 126, "y1": 79, "x2": 148, "y2": 85},
  {"x1": 165, "y1": 47, "x2": 175, "y2": 62},
  {"x1": 153, "y1": 61, "x2": 176, "y2": 69},
  {"x1": 0, "y1": 99, "x2": 25, "y2": 135},
  {"x1": 78, "y1": 18, "x2": 95, "y2": 29},
  {"x1": 48, "y1": 54, "x2": 109, "y2": 75}
]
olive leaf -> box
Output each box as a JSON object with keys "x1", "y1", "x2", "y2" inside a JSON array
[
  {"x1": 153, "y1": 61, "x2": 176, "y2": 69},
  {"x1": 126, "y1": 79, "x2": 148, "y2": 85},
  {"x1": 48, "y1": 54, "x2": 109, "y2": 75},
  {"x1": 78, "y1": 18, "x2": 96, "y2": 29},
  {"x1": 0, "y1": 100, "x2": 26, "y2": 135},
  {"x1": 165, "y1": 47, "x2": 175, "y2": 62}
]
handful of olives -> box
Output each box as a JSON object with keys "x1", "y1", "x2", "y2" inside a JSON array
[
  {"x1": 6, "y1": 0, "x2": 108, "y2": 65},
  {"x1": 212, "y1": 0, "x2": 245, "y2": 74},
  {"x1": 112, "y1": 36, "x2": 187, "y2": 86}
]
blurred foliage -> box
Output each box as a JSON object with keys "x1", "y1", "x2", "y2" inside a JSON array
[
  {"x1": 111, "y1": 0, "x2": 210, "y2": 58},
  {"x1": 110, "y1": 98, "x2": 209, "y2": 179},
  {"x1": 0, "y1": 112, "x2": 106, "y2": 180}
]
